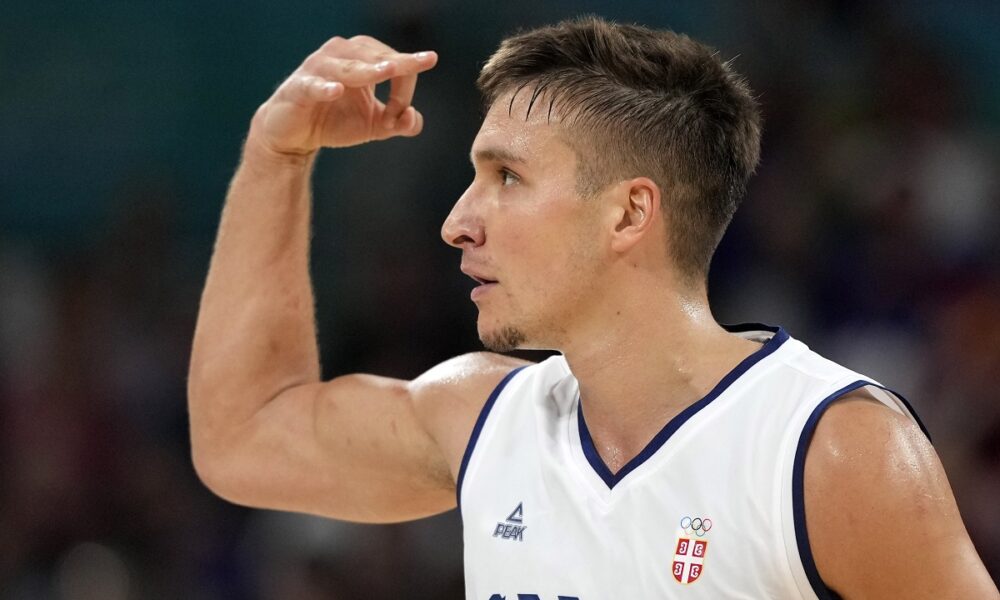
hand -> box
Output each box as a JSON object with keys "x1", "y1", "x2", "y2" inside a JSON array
[{"x1": 249, "y1": 35, "x2": 438, "y2": 157}]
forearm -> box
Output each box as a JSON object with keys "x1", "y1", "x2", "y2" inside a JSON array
[{"x1": 188, "y1": 128, "x2": 321, "y2": 461}]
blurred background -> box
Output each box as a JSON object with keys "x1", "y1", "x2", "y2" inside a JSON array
[{"x1": 1, "y1": 0, "x2": 998, "y2": 597}]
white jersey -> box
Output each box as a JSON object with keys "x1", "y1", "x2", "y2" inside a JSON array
[{"x1": 457, "y1": 325, "x2": 926, "y2": 600}]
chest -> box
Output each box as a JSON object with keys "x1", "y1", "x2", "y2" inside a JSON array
[{"x1": 460, "y1": 393, "x2": 798, "y2": 599}]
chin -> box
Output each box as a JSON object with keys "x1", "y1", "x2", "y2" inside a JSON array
[{"x1": 479, "y1": 324, "x2": 528, "y2": 353}]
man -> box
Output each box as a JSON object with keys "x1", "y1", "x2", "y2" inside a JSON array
[{"x1": 188, "y1": 17, "x2": 997, "y2": 599}]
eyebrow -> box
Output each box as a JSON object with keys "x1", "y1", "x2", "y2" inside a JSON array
[{"x1": 470, "y1": 147, "x2": 528, "y2": 166}]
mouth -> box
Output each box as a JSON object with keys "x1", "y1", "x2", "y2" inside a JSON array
[
  {"x1": 460, "y1": 262, "x2": 499, "y2": 301},
  {"x1": 464, "y1": 272, "x2": 499, "y2": 301},
  {"x1": 468, "y1": 274, "x2": 498, "y2": 286}
]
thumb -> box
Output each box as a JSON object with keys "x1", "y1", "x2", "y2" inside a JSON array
[{"x1": 374, "y1": 106, "x2": 424, "y2": 140}]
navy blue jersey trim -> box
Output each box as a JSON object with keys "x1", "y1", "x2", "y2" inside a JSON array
[
  {"x1": 721, "y1": 322, "x2": 782, "y2": 334},
  {"x1": 889, "y1": 387, "x2": 931, "y2": 440},
  {"x1": 456, "y1": 365, "x2": 528, "y2": 512},
  {"x1": 578, "y1": 324, "x2": 790, "y2": 489},
  {"x1": 792, "y1": 380, "x2": 930, "y2": 600}
]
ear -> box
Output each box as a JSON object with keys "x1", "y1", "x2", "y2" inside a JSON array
[{"x1": 609, "y1": 177, "x2": 661, "y2": 253}]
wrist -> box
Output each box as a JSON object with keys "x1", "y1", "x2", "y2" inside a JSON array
[{"x1": 242, "y1": 133, "x2": 317, "y2": 174}]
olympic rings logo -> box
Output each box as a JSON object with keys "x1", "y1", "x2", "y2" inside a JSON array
[{"x1": 680, "y1": 516, "x2": 713, "y2": 537}]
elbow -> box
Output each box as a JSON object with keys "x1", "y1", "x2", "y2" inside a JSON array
[
  {"x1": 190, "y1": 446, "x2": 253, "y2": 507},
  {"x1": 190, "y1": 440, "x2": 231, "y2": 498},
  {"x1": 187, "y1": 382, "x2": 240, "y2": 499},
  {"x1": 187, "y1": 386, "x2": 269, "y2": 508},
  {"x1": 188, "y1": 414, "x2": 245, "y2": 505},
  {"x1": 188, "y1": 415, "x2": 266, "y2": 510}
]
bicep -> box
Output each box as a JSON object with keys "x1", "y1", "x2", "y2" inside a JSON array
[
  {"x1": 203, "y1": 373, "x2": 456, "y2": 523},
  {"x1": 805, "y1": 396, "x2": 998, "y2": 599}
]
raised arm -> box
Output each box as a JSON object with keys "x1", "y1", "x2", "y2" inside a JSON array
[{"x1": 188, "y1": 35, "x2": 526, "y2": 523}]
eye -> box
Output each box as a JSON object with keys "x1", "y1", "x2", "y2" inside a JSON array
[{"x1": 499, "y1": 168, "x2": 520, "y2": 187}]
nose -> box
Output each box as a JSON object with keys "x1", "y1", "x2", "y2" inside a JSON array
[{"x1": 441, "y1": 185, "x2": 485, "y2": 249}]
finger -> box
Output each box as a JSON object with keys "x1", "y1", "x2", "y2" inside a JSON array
[
  {"x1": 351, "y1": 35, "x2": 438, "y2": 129},
  {"x1": 313, "y1": 36, "x2": 438, "y2": 81},
  {"x1": 383, "y1": 50, "x2": 437, "y2": 79},
  {"x1": 298, "y1": 76, "x2": 344, "y2": 102},
  {"x1": 275, "y1": 74, "x2": 344, "y2": 106},
  {"x1": 370, "y1": 47, "x2": 436, "y2": 129},
  {"x1": 348, "y1": 35, "x2": 418, "y2": 129},
  {"x1": 319, "y1": 34, "x2": 394, "y2": 58},
  {"x1": 307, "y1": 56, "x2": 399, "y2": 88},
  {"x1": 398, "y1": 106, "x2": 424, "y2": 137},
  {"x1": 382, "y1": 72, "x2": 418, "y2": 129},
  {"x1": 376, "y1": 106, "x2": 424, "y2": 140},
  {"x1": 342, "y1": 35, "x2": 437, "y2": 74},
  {"x1": 348, "y1": 35, "x2": 438, "y2": 76}
]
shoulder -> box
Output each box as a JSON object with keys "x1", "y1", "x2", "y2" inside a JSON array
[
  {"x1": 804, "y1": 391, "x2": 996, "y2": 598},
  {"x1": 409, "y1": 351, "x2": 532, "y2": 409},
  {"x1": 408, "y1": 352, "x2": 533, "y2": 478}
]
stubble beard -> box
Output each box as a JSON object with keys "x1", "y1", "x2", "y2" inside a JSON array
[{"x1": 480, "y1": 325, "x2": 527, "y2": 353}]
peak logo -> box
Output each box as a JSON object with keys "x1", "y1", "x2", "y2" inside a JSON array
[{"x1": 492, "y1": 502, "x2": 526, "y2": 541}]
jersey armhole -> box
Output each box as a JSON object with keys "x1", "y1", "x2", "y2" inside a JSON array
[
  {"x1": 455, "y1": 365, "x2": 528, "y2": 513},
  {"x1": 789, "y1": 379, "x2": 930, "y2": 600}
]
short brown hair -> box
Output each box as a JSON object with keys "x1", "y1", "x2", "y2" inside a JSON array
[{"x1": 478, "y1": 16, "x2": 762, "y2": 284}]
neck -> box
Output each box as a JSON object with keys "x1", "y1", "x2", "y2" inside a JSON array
[{"x1": 559, "y1": 276, "x2": 762, "y2": 471}]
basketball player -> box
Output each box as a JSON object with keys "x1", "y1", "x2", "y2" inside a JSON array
[{"x1": 188, "y1": 17, "x2": 998, "y2": 599}]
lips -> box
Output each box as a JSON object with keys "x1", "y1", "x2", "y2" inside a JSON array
[
  {"x1": 461, "y1": 264, "x2": 498, "y2": 302},
  {"x1": 468, "y1": 274, "x2": 498, "y2": 285},
  {"x1": 461, "y1": 264, "x2": 498, "y2": 286}
]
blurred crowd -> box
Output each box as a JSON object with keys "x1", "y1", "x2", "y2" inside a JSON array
[{"x1": 1, "y1": 1, "x2": 998, "y2": 598}]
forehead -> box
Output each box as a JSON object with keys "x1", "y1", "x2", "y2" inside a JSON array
[{"x1": 470, "y1": 91, "x2": 577, "y2": 168}]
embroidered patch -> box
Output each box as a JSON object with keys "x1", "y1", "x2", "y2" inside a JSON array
[{"x1": 672, "y1": 515, "x2": 712, "y2": 584}]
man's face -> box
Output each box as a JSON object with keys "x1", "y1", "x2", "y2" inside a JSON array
[{"x1": 441, "y1": 93, "x2": 609, "y2": 351}]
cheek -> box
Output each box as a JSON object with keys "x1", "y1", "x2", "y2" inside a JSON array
[
  {"x1": 519, "y1": 228, "x2": 595, "y2": 297},
  {"x1": 497, "y1": 193, "x2": 600, "y2": 298}
]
